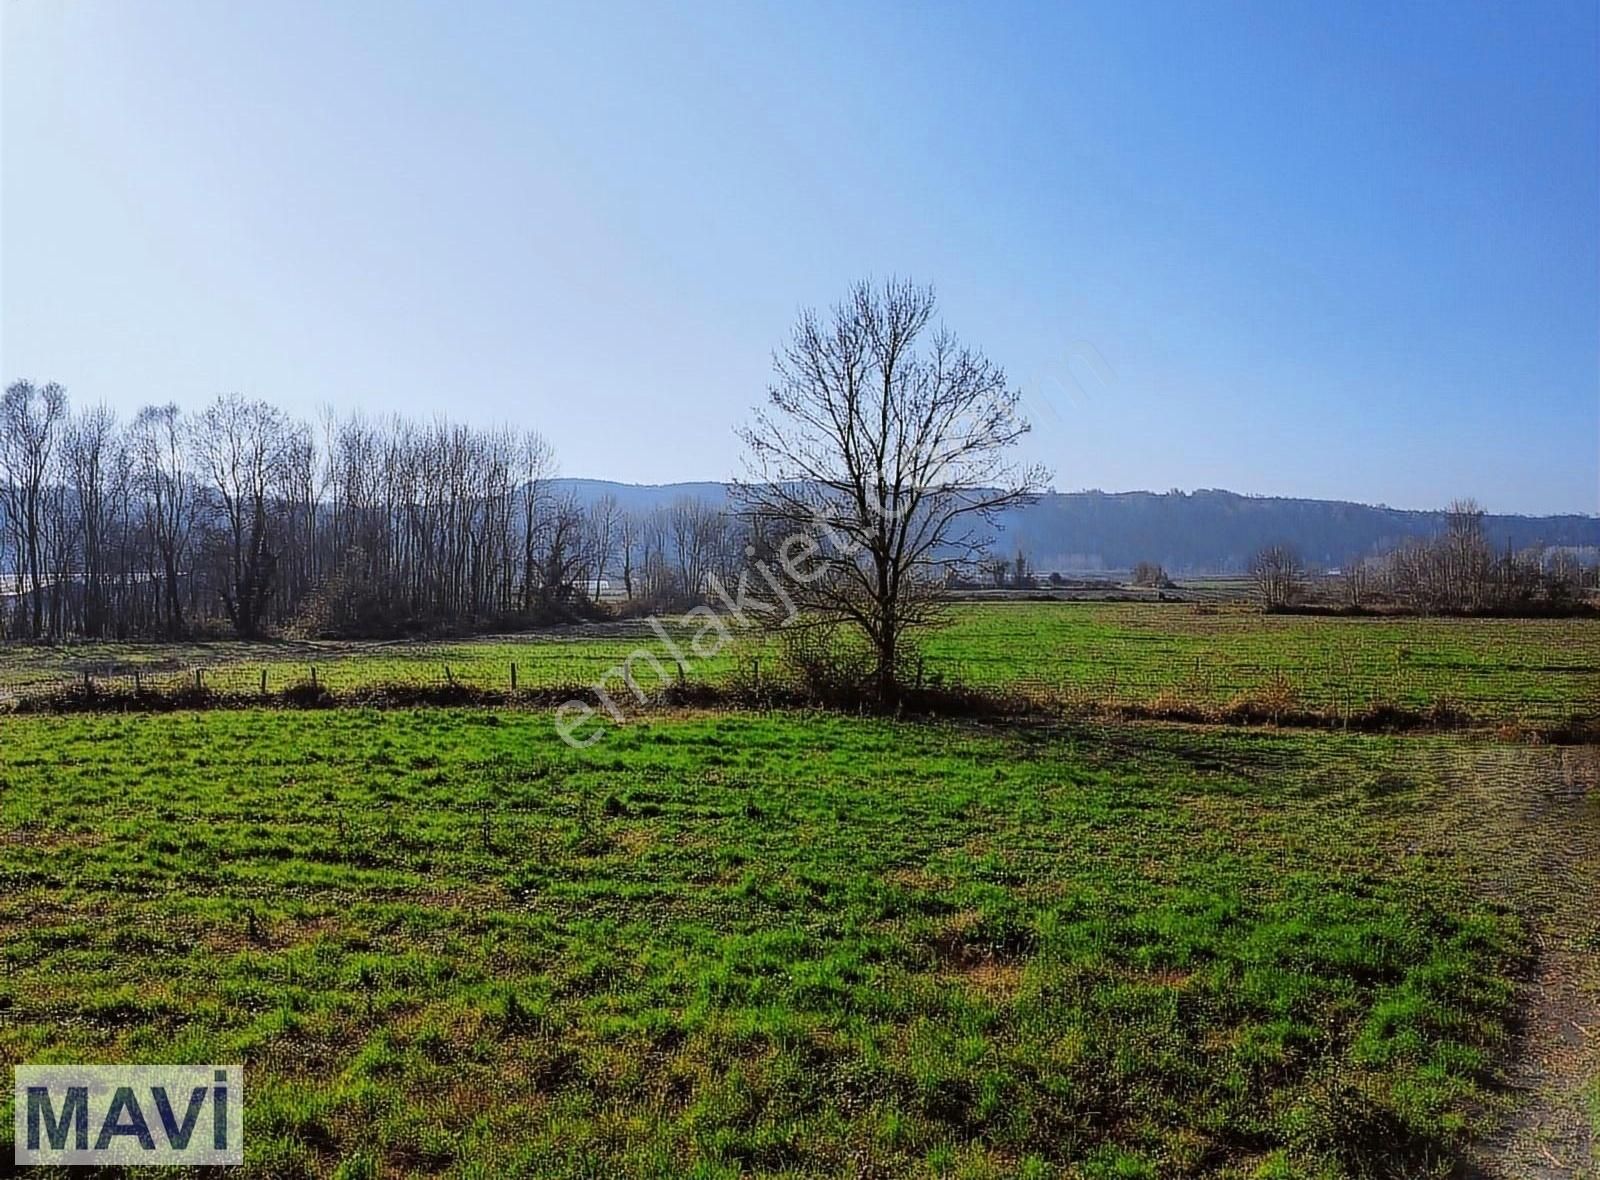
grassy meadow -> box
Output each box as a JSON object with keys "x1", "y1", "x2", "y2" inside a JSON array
[
  {"x1": 1, "y1": 707, "x2": 1590, "y2": 1178},
  {"x1": 1, "y1": 602, "x2": 1596, "y2": 1176},
  {"x1": 922, "y1": 603, "x2": 1600, "y2": 726},
  {"x1": 2, "y1": 601, "x2": 1598, "y2": 727}
]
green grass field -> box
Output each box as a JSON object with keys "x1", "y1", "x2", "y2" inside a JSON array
[
  {"x1": 919, "y1": 603, "x2": 1600, "y2": 725},
  {"x1": 2, "y1": 602, "x2": 1596, "y2": 1174},
  {"x1": 0, "y1": 707, "x2": 1573, "y2": 1177},
  {"x1": 3, "y1": 603, "x2": 1597, "y2": 726}
]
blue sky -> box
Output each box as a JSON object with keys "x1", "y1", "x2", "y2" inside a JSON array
[{"x1": 3, "y1": 0, "x2": 1595, "y2": 513}]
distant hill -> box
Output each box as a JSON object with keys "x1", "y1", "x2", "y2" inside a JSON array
[
  {"x1": 555, "y1": 480, "x2": 1600, "y2": 574},
  {"x1": 552, "y1": 479, "x2": 733, "y2": 515}
]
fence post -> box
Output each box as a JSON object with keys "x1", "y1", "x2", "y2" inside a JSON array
[
  {"x1": 445, "y1": 665, "x2": 454, "y2": 686},
  {"x1": 83, "y1": 671, "x2": 93, "y2": 698},
  {"x1": 510, "y1": 662, "x2": 517, "y2": 691},
  {"x1": 310, "y1": 665, "x2": 318, "y2": 690},
  {"x1": 261, "y1": 668, "x2": 269, "y2": 696},
  {"x1": 133, "y1": 670, "x2": 141, "y2": 695},
  {"x1": 195, "y1": 668, "x2": 203, "y2": 692}
]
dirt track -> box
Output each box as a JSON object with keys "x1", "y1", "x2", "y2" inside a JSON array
[{"x1": 1427, "y1": 744, "x2": 1600, "y2": 1179}]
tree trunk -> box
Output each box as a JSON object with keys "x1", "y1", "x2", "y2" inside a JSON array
[{"x1": 876, "y1": 616, "x2": 898, "y2": 704}]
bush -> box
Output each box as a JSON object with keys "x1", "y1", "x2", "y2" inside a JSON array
[
  {"x1": 777, "y1": 623, "x2": 875, "y2": 703},
  {"x1": 1130, "y1": 561, "x2": 1172, "y2": 589}
]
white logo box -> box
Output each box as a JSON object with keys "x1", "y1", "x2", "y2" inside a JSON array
[{"x1": 14, "y1": 1065, "x2": 243, "y2": 1167}]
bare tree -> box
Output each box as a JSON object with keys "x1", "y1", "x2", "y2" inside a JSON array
[
  {"x1": 735, "y1": 280, "x2": 1047, "y2": 700},
  {"x1": 106, "y1": 433, "x2": 140, "y2": 635},
  {"x1": 636, "y1": 506, "x2": 674, "y2": 605},
  {"x1": 63, "y1": 404, "x2": 119, "y2": 637},
  {"x1": 39, "y1": 459, "x2": 76, "y2": 637},
  {"x1": 192, "y1": 395, "x2": 295, "y2": 637},
  {"x1": 130, "y1": 404, "x2": 195, "y2": 636},
  {"x1": 668, "y1": 496, "x2": 722, "y2": 601},
  {"x1": 279, "y1": 420, "x2": 320, "y2": 614},
  {"x1": 616, "y1": 510, "x2": 639, "y2": 600},
  {"x1": 517, "y1": 431, "x2": 555, "y2": 612},
  {"x1": 1341, "y1": 556, "x2": 1372, "y2": 610},
  {"x1": 1250, "y1": 543, "x2": 1303, "y2": 610},
  {"x1": 0, "y1": 381, "x2": 68, "y2": 637},
  {"x1": 1443, "y1": 498, "x2": 1491, "y2": 611},
  {"x1": 709, "y1": 510, "x2": 749, "y2": 592},
  {"x1": 585, "y1": 493, "x2": 622, "y2": 597},
  {"x1": 1546, "y1": 550, "x2": 1583, "y2": 606},
  {"x1": 466, "y1": 425, "x2": 518, "y2": 618},
  {"x1": 535, "y1": 492, "x2": 587, "y2": 608}
]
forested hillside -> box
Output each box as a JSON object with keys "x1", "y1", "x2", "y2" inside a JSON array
[{"x1": 557, "y1": 481, "x2": 1600, "y2": 574}]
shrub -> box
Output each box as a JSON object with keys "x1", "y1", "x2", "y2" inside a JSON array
[
  {"x1": 1130, "y1": 561, "x2": 1172, "y2": 589},
  {"x1": 777, "y1": 623, "x2": 876, "y2": 703}
]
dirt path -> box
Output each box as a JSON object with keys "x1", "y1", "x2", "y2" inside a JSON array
[
  {"x1": 1494, "y1": 941, "x2": 1599, "y2": 1178},
  {"x1": 1420, "y1": 744, "x2": 1599, "y2": 1179}
]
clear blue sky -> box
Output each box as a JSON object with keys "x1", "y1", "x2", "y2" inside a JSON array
[{"x1": 3, "y1": 1, "x2": 1596, "y2": 513}]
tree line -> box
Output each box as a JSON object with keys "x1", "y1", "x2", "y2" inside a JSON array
[
  {"x1": 0, "y1": 381, "x2": 749, "y2": 641},
  {"x1": 1005, "y1": 488, "x2": 1600, "y2": 574},
  {"x1": 1250, "y1": 500, "x2": 1593, "y2": 613},
  {"x1": 4, "y1": 280, "x2": 1045, "y2": 711}
]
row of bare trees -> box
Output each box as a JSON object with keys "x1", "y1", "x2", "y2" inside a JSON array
[
  {"x1": 1252, "y1": 500, "x2": 1592, "y2": 614},
  {"x1": 1370, "y1": 499, "x2": 1590, "y2": 614},
  {"x1": 0, "y1": 381, "x2": 744, "y2": 640}
]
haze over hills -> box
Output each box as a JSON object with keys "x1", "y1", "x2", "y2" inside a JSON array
[{"x1": 556, "y1": 480, "x2": 1600, "y2": 575}]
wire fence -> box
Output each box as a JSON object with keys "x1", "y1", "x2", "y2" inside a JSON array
[
  {"x1": 0, "y1": 655, "x2": 1592, "y2": 730},
  {"x1": 0, "y1": 649, "x2": 616, "y2": 705}
]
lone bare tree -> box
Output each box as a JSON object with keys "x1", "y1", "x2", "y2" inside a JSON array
[{"x1": 736, "y1": 279, "x2": 1047, "y2": 701}]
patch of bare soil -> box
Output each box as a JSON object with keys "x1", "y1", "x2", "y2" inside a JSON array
[{"x1": 1494, "y1": 945, "x2": 1599, "y2": 1179}]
